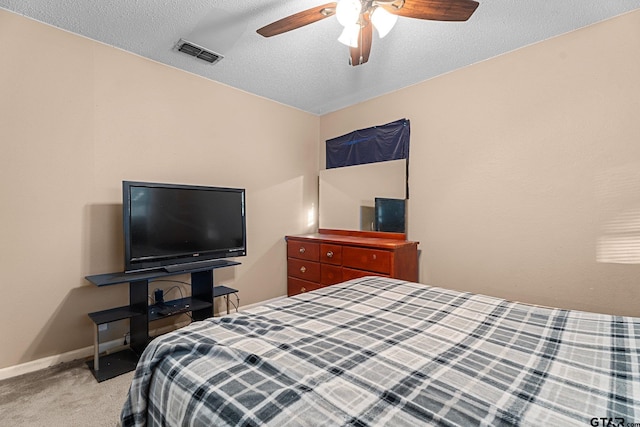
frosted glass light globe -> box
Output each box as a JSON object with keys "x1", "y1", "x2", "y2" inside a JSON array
[
  {"x1": 336, "y1": 0, "x2": 362, "y2": 27},
  {"x1": 371, "y1": 6, "x2": 398, "y2": 38},
  {"x1": 338, "y1": 23, "x2": 360, "y2": 48}
]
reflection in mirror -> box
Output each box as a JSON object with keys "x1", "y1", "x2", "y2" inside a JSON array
[
  {"x1": 319, "y1": 159, "x2": 407, "y2": 232},
  {"x1": 375, "y1": 198, "x2": 406, "y2": 232}
]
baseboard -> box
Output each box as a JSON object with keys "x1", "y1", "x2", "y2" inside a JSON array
[
  {"x1": 226, "y1": 295, "x2": 285, "y2": 313},
  {"x1": 0, "y1": 296, "x2": 286, "y2": 381},
  {"x1": 0, "y1": 343, "x2": 97, "y2": 381}
]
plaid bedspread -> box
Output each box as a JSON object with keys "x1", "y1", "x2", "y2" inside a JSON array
[{"x1": 121, "y1": 277, "x2": 640, "y2": 426}]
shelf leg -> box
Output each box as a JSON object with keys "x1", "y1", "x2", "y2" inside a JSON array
[
  {"x1": 226, "y1": 295, "x2": 230, "y2": 315},
  {"x1": 93, "y1": 324, "x2": 100, "y2": 371}
]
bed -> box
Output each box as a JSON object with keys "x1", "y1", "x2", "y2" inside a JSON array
[{"x1": 120, "y1": 276, "x2": 639, "y2": 426}]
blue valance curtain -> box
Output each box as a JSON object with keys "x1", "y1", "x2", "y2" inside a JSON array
[{"x1": 325, "y1": 118, "x2": 410, "y2": 169}]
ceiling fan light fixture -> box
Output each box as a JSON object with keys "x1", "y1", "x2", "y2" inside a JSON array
[
  {"x1": 371, "y1": 6, "x2": 398, "y2": 38},
  {"x1": 338, "y1": 24, "x2": 360, "y2": 48},
  {"x1": 336, "y1": 0, "x2": 362, "y2": 27}
]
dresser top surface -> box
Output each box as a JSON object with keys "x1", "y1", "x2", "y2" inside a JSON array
[{"x1": 286, "y1": 231, "x2": 418, "y2": 250}]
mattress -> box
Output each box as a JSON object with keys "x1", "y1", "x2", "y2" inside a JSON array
[{"x1": 121, "y1": 276, "x2": 639, "y2": 426}]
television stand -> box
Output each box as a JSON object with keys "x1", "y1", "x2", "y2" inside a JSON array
[
  {"x1": 163, "y1": 258, "x2": 237, "y2": 273},
  {"x1": 85, "y1": 261, "x2": 240, "y2": 382}
]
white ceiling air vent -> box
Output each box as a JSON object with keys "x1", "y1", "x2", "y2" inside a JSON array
[{"x1": 175, "y1": 39, "x2": 223, "y2": 64}]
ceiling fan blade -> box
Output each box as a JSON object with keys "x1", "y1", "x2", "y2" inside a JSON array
[
  {"x1": 349, "y1": 20, "x2": 373, "y2": 66},
  {"x1": 383, "y1": 0, "x2": 479, "y2": 22},
  {"x1": 257, "y1": 3, "x2": 337, "y2": 37}
]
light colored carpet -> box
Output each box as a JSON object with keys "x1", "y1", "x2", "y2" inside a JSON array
[{"x1": 0, "y1": 359, "x2": 133, "y2": 426}]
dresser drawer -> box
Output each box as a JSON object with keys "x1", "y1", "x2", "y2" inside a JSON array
[
  {"x1": 342, "y1": 268, "x2": 387, "y2": 281},
  {"x1": 343, "y1": 247, "x2": 391, "y2": 274},
  {"x1": 287, "y1": 258, "x2": 320, "y2": 282},
  {"x1": 287, "y1": 240, "x2": 319, "y2": 261},
  {"x1": 288, "y1": 277, "x2": 323, "y2": 296},
  {"x1": 320, "y1": 243, "x2": 342, "y2": 265},
  {"x1": 321, "y1": 264, "x2": 343, "y2": 285}
]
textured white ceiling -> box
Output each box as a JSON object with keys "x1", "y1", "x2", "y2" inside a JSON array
[{"x1": 2, "y1": 0, "x2": 640, "y2": 115}]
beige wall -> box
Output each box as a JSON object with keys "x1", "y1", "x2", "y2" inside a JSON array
[
  {"x1": 2, "y1": 7, "x2": 640, "y2": 371},
  {"x1": 321, "y1": 10, "x2": 640, "y2": 317},
  {"x1": 0, "y1": 10, "x2": 319, "y2": 369}
]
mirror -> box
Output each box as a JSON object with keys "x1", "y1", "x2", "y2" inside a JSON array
[{"x1": 319, "y1": 159, "x2": 407, "y2": 232}]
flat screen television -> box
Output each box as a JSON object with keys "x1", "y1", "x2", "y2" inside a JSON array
[
  {"x1": 123, "y1": 181, "x2": 246, "y2": 273},
  {"x1": 374, "y1": 197, "x2": 406, "y2": 233}
]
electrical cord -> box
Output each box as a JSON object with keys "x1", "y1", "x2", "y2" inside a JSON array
[
  {"x1": 164, "y1": 285, "x2": 185, "y2": 299},
  {"x1": 148, "y1": 280, "x2": 188, "y2": 304},
  {"x1": 221, "y1": 293, "x2": 240, "y2": 314},
  {"x1": 148, "y1": 280, "x2": 195, "y2": 320},
  {"x1": 147, "y1": 279, "x2": 237, "y2": 320},
  {"x1": 228, "y1": 293, "x2": 240, "y2": 312}
]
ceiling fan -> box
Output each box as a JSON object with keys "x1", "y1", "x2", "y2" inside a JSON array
[{"x1": 257, "y1": 0, "x2": 479, "y2": 66}]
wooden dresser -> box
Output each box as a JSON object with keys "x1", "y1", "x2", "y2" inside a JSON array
[{"x1": 285, "y1": 229, "x2": 419, "y2": 296}]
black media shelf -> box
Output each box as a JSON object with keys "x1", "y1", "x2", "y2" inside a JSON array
[
  {"x1": 214, "y1": 285, "x2": 238, "y2": 298},
  {"x1": 85, "y1": 261, "x2": 240, "y2": 382},
  {"x1": 148, "y1": 297, "x2": 211, "y2": 322},
  {"x1": 88, "y1": 305, "x2": 145, "y2": 325},
  {"x1": 86, "y1": 348, "x2": 140, "y2": 383},
  {"x1": 86, "y1": 260, "x2": 241, "y2": 287}
]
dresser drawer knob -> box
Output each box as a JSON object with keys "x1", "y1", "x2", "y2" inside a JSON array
[
  {"x1": 326, "y1": 251, "x2": 333, "y2": 258},
  {"x1": 300, "y1": 266, "x2": 306, "y2": 273},
  {"x1": 300, "y1": 287, "x2": 306, "y2": 293},
  {"x1": 372, "y1": 254, "x2": 377, "y2": 260},
  {"x1": 299, "y1": 247, "x2": 306, "y2": 254}
]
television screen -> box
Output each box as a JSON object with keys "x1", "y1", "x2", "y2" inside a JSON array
[
  {"x1": 374, "y1": 198, "x2": 406, "y2": 233},
  {"x1": 123, "y1": 181, "x2": 246, "y2": 273}
]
